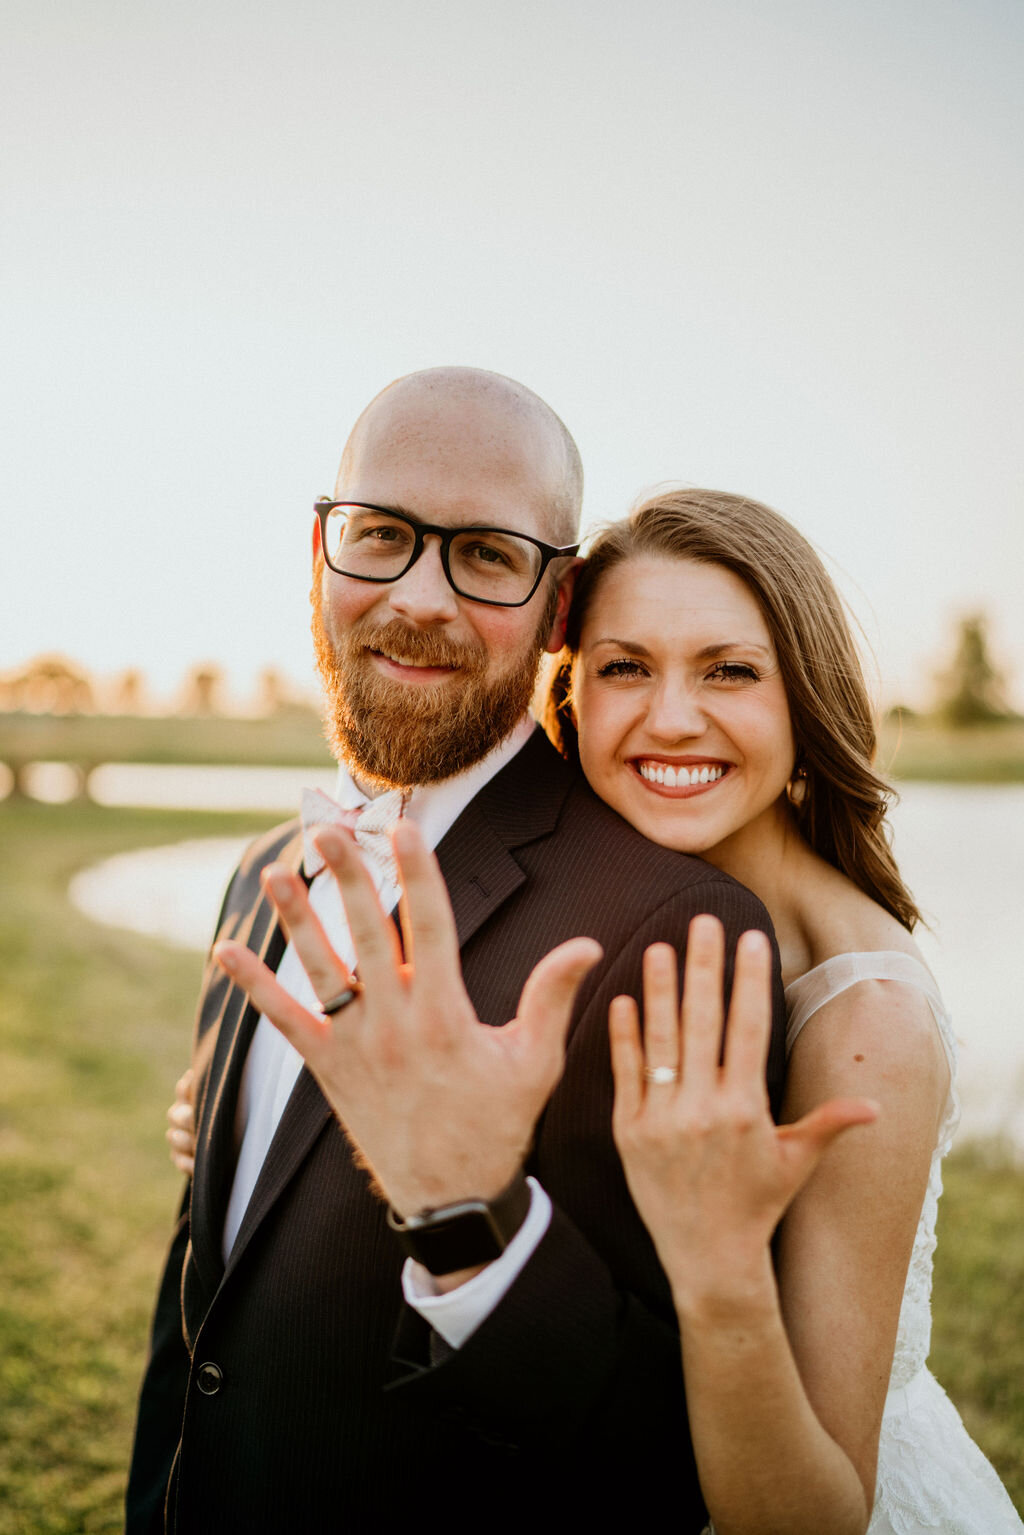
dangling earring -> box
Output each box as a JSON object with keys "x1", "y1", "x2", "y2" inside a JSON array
[{"x1": 786, "y1": 765, "x2": 807, "y2": 806}]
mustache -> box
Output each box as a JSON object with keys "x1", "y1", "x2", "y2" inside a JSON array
[{"x1": 350, "y1": 617, "x2": 487, "y2": 672}]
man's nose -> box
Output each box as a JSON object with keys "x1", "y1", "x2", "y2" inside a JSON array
[
  {"x1": 386, "y1": 537, "x2": 461, "y2": 626},
  {"x1": 645, "y1": 678, "x2": 709, "y2": 741}
]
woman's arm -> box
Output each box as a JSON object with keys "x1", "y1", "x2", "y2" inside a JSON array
[
  {"x1": 770, "y1": 971, "x2": 948, "y2": 1518},
  {"x1": 610, "y1": 919, "x2": 946, "y2": 1535}
]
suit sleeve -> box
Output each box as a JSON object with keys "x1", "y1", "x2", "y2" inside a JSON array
[{"x1": 387, "y1": 877, "x2": 785, "y2": 1473}]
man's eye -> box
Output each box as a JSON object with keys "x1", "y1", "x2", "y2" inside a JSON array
[
  {"x1": 707, "y1": 662, "x2": 759, "y2": 682},
  {"x1": 344, "y1": 519, "x2": 413, "y2": 553},
  {"x1": 464, "y1": 541, "x2": 512, "y2": 568}
]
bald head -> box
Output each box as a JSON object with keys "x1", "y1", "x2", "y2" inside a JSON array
[{"x1": 336, "y1": 367, "x2": 583, "y2": 547}]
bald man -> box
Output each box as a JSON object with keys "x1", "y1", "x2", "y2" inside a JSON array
[{"x1": 127, "y1": 368, "x2": 785, "y2": 1533}]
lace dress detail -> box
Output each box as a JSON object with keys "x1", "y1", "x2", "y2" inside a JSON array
[{"x1": 782, "y1": 952, "x2": 1022, "y2": 1533}]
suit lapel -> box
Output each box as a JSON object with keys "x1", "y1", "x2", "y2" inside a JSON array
[
  {"x1": 434, "y1": 728, "x2": 573, "y2": 951},
  {"x1": 189, "y1": 827, "x2": 304, "y2": 1294},
  {"x1": 220, "y1": 1067, "x2": 332, "y2": 1282}
]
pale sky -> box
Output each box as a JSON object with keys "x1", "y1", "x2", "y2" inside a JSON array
[{"x1": 4, "y1": 0, "x2": 1022, "y2": 711}]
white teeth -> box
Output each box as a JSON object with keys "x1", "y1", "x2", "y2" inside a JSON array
[{"x1": 638, "y1": 761, "x2": 725, "y2": 787}]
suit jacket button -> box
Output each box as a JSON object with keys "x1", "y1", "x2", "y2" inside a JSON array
[{"x1": 196, "y1": 1361, "x2": 224, "y2": 1396}]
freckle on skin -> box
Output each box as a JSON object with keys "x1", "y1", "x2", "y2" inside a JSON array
[{"x1": 854, "y1": 1054, "x2": 865, "y2": 1062}]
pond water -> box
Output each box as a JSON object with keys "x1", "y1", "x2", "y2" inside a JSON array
[{"x1": 67, "y1": 772, "x2": 1024, "y2": 1151}]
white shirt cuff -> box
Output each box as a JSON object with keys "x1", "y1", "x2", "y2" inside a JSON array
[{"x1": 401, "y1": 1177, "x2": 552, "y2": 1350}]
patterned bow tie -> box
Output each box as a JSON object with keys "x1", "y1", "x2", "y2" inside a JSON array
[{"x1": 300, "y1": 786, "x2": 408, "y2": 888}]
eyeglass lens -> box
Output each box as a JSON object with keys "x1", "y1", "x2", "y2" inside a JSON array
[{"x1": 322, "y1": 506, "x2": 544, "y2": 603}]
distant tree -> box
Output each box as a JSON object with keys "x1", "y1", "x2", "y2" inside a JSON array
[
  {"x1": 181, "y1": 664, "x2": 225, "y2": 716},
  {"x1": 6, "y1": 654, "x2": 95, "y2": 714},
  {"x1": 258, "y1": 667, "x2": 286, "y2": 716},
  {"x1": 934, "y1": 613, "x2": 1012, "y2": 727},
  {"x1": 112, "y1": 668, "x2": 145, "y2": 714}
]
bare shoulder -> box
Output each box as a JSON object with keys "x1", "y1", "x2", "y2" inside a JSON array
[{"x1": 798, "y1": 857, "x2": 919, "y2": 969}]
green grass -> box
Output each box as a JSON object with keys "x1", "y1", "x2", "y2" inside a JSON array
[
  {"x1": 0, "y1": 799, "x2": 1021, "y2": 1528},
  {"x1": 878, "y1": 716, "x2": 1024, "y2": 783},
  {"x1": 930, "y1": 1148, "x2": 1024, "y2": 1505},
  {"x1": 0, "y1": 710, "x2": 333, "y2": 772},
  {"x1": 0, "y1": 799, "x2": 280, "y2": 1535}
]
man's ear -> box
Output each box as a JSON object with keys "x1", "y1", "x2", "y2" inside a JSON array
[
  {"x1": 312, "y1": 515, "x2": 324, "y2": 570},
  {"x1": 543, "y1": 558, "x2": 582, "y2": 654}
]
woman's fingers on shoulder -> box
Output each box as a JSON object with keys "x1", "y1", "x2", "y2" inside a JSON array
[
  {"x1": 166, "y1": 1116, "x2": 197, "y2": 1175},
  {"x1": 167, "y1": 1098, "x2": 195, "y2": 1132}
]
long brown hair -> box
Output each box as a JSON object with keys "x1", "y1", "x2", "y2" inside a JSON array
[{"x1": 545, "y1": 488, "x2": 920, "y2": 930}]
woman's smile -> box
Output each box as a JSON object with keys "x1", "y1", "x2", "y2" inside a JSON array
[{"x1": 631, "y1": 757, "x2": 730, "y2": 793}]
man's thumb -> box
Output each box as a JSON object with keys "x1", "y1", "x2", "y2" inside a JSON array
[{"x1": 515, "y1": 938, "x2": 604, "y2": 1048}]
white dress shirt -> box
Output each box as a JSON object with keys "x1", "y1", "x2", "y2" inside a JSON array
[{"x1": 221, "y1": 714, "x2": 550, "y2": 1345}]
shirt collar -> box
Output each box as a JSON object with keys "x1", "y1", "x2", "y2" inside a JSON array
[{"x1": 330, "y1": 713, "x2": 537, "y2": 849}]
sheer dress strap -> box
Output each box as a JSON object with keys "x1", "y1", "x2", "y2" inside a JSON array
[{"x1": 784, "y1": 951, "x2": 945, "y2": 1058}]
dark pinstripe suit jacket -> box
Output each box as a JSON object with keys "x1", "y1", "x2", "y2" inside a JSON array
[{"x1": 127, "y1": 729, "x2": 786, "y2": 1533}]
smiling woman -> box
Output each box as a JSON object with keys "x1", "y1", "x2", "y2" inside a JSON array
[
  {"x1": 543, "y1": 487, "x2": 1023, "y2": 1533},
  {"x1": 548, "y1": 488, "x2": 919, "y2": 930}
]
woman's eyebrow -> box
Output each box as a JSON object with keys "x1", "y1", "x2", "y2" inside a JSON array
[
  {"x1": 588, "y1": 637, "x2": 772, "y2": 660},
  {"x1": 588, "y1": 636, "x2": 653, "y2": 655},
  {"x1": 693, "y1": 641, "x2": 773, "y2": 660}
]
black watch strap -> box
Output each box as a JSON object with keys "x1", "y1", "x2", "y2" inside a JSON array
[{"x1": 386, "y1": 1172, "x2": 532, "y2": 1276}]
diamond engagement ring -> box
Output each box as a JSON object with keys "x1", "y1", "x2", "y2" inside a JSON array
[
  {"x1": 319, "y1": 983, "x2": 364, "y2": 1016},
  {"x1": 644, "y1": 1065, "x2": 680, "y2": 1085}
]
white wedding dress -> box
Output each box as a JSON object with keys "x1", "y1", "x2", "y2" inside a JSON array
[{"x1": 781, "y1": 951, "x2": 1022, "y2": 1533}]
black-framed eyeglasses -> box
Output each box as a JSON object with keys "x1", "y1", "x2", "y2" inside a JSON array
[{"x1": 314, "y1": 499, "x2": 579, "y2": 608}]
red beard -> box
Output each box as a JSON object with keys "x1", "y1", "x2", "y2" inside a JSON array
[{"x1": 311, "y1": 593, "x2": 548, "y2": 789}]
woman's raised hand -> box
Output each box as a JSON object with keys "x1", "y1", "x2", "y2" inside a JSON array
[{"x1": 609, "y1": 916, "x2": 879, "y2": 1309}]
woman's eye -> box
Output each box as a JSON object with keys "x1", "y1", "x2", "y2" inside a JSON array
[
  {"x1": 706, "y1": 661, "x2": 759, "y2": 683},
  {"x1": 596, "y1": 658, "x2": 648, "y2": 679}
]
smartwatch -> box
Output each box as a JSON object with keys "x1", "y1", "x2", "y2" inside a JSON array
[{"x1": 386, "y1": 1172, "x2": 532, "y2": 1276}]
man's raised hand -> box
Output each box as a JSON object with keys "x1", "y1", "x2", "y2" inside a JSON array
[{"x1": 214, "y1": 819, "x2": 601, "y2": 1231}]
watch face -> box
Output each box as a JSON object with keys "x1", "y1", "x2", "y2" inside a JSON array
[
  {"x1": 387, "y1": 1177, "x2": 531, "y2": 1276},
  {"x1": 412, "y1": 1207, "x2": 506, "y2": 1276}
]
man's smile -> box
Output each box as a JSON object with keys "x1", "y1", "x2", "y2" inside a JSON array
[{"x1": 368, "y1": 646, "x2": 461, "y2": 683}]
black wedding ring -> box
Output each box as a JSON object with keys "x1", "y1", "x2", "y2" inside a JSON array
[{"x1": 319, "y1": 983, "x2": 364, "y2": 1017}]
